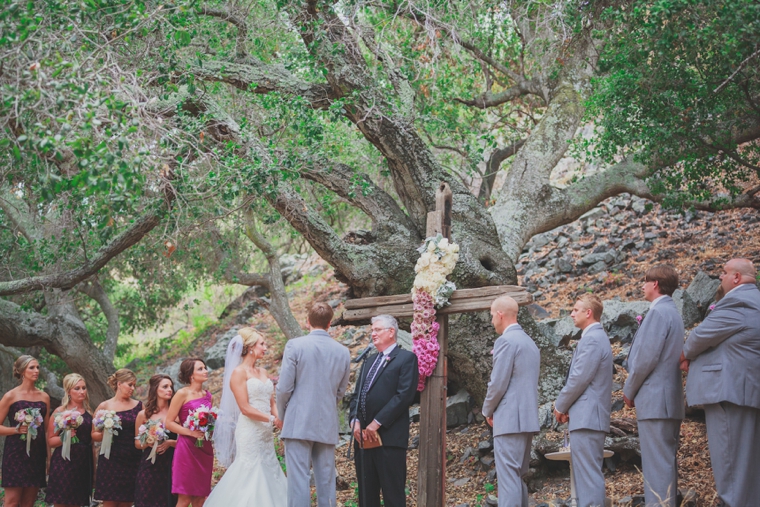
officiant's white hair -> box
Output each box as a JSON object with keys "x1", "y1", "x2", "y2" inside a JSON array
[{"x1": 372, "y1": 314, "x2": 398, "y2": 338}]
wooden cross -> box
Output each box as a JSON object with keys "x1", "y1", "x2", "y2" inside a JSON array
[{"x1": 341, "y1": 182, "x2": 532, "y2": 506}]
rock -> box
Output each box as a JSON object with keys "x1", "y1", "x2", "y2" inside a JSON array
[
  {"x1": 581, "y1": 208, "x2": 605, "y2": 221},
  {"x1": 685, "y1": 271, "x2": 720, "y2": 319},
  {"x1": 537, "y1": 316, "x2": 580, "y2": 347},
  {"x1": 396, "y1": 329, "x2": 413, "y2": 351},
  {"x1": 451, "y1": 477, "x2": 470, "y2": 487},
  {"x1": 555, "y1": 257, "x2": 575, "y2": 273},
  {"x1": 532, "y1": 234, "x2": 551, "y2": 248},
  {"x1": 581, "y1": 252, "x2": 608, "y2": 266},
  {"x1": 409, "y1": 435, "x2": 419, "y2": 449},
  {"x1": 446, "y1": 390, "x2": 472, "y2": 428},
  {"x1": 479, "y1": 456, "x2": 495, "y2": 471},
  {"x1": 486, "y1": 469, "x2": 497, "y2": 482},
  {"x1": 538, "y1": 402, "x2": 556, "y2": 430},
  {"x1": 601, "y1": 300, "x2": 651, "y2": 343},
  {"x1": 611, "y1": 398, "x2": 625, "y2": 413},
  {"x1": 631, "y1": 200, "x2": 647, "y2": 214},
  {"x1": 157, "y1": 359, "x2": 184, "y2": 386},
  {"x1": 679, "y1": 489, "x2": 698, "y2": 507},
  {"x1": 485, "y1": 494, "x2": 498, "y2": 506},
  {"x1": 460, "y1": 447, "x2": 474, "y2": 463},
  {"x1": 671, "y1": 289, "x2": 702, "y2": 329},
  {"x1": 204, "y1": 327, "x2": 241, "y2": 369},
  {"x1": 477, "y1": 440, "x2": 494, "y2": 455},
  {"x1": 409, "y1": 405, "x2": 420, "y2": 423},
  {"x1": 526, "y1": 303, "x2": 551, "y2": 319},
  {"x1": 588, "y1": 260, "x2": 608, "y2": 275}
]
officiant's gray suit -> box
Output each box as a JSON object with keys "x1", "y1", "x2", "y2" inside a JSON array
[
  {"x1": 482, "y1": 324, "x2": 540, "y2": 507},
  {"x1": 276, "y1": 329, "x2": 351, "y2": 507},
  {"x1": 683, "y1": 283, "x2": 760, "y2": 507},
  {"x1": 623, "y1": 296, "x2": 684, "y2": 507},
  {"x1": 555, "y1": 323, "x2": 612, "y2": 507}
]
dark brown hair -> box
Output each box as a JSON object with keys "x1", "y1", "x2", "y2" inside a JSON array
[
  {"x1": 107, "y1": 368, "x2": 136, "y2": 392},
  {"x1": 577, "y1": 294, "x2": 604, "y2": 321},
  {"x1": 178, "y1": 358, "x2": 206, "y2": 385},
  {"x1": 144, "y1": 374, "x2": 174, "y2": 419},
  {"x1": 308, "y1": 302, "x2": 333, "y2": 330},
  {"x1": 645, "y1": 264, "x2": 679, "y2": 296}
]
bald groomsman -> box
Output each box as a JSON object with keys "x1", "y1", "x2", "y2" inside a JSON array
[
  {"x1": 482, "y1": 296, "x2": 540, "y2": 507},
  {"x1": 554, "y1": 294, "x2": 612, "y2": 507},
  {"x1": 623, "y1": 265, "x2": 684, "y2": 507},
  {"x1": 681, "y1": 258, "x2": 760, "y2": 507}
]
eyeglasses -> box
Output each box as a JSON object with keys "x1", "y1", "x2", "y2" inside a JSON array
[{"x1": 371, "y1": 327, "x2": 390, "y2": 334}]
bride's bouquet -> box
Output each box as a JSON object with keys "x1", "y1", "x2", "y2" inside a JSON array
[
  {"x1": 93, "y1": 410, "x2": 122, "y2": 459},
  {"x1": 184, "y1": 405, "x2": 220, "y2": 448},
  {"x1": 14, "y1": 408, "x2": 44, "y2": 456},
  {"x1": 54, "y1": 409, "x2": 84, "y2": 460},
  {"x1": 136, "y1": 419, "x2": 169, "y2": 463}
]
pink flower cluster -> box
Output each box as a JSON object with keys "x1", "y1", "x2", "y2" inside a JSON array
[{"x1": 411, "y1": 290, "x2": 440, "y2": 391}]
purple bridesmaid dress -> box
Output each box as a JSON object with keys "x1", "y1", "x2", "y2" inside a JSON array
[
  {"x1": 1, "y1": 400, "x2": 47, "y2": 488},
  {"x1": 46, "y1": 411, "x2": 94, "y2": 505},
  {"x1": 94, "y1": 402, "x2": 143, "y2": 502},
  {"x1": 171, "y1": 391, "x2": 214, "y2": 497}
]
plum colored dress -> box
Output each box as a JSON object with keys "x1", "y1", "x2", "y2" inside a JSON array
[
  {"x1": 172, "y1": 391, "x2": 214, "y2": 497},
  {"x1": 134, "y1": 428, "x2": 177, "y2": 507},
  {"x1": 94, "y1": 402, "x2": 143, "y2": 502},
  {"x1": 46, "y1": 411, "x2": 94, "y2": 506},
  {"x1": 1, "y1": 400, "x2": 47, "y2": 488}
]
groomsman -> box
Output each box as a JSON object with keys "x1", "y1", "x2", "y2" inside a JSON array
[
  {"x1": 554, "y1": 294, "x2": 612, "y2": 507},
  {"x1": 348, "y1": 314, "x2": 418, "y2": 507},
  {"x1": 482, "y1": 296, "x2": 540, "y2": 507},
  {"x1": 623, "y1": 265, "x2": 684, "y2": 507},
  {"x1": 681, "y1": 258, "x2": 760, "y2": 507}
]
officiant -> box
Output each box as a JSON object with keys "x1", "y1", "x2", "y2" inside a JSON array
[{"x1": 348, "y1": 315, "x2": 419, "y2": 507}]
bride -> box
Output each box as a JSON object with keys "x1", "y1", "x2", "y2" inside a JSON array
[{"x1": 207, "y1": 327, "x2": 287, "y2": 507}]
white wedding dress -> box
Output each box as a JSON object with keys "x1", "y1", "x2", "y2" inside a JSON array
[{"x1": 206, "y1": 377, "x2": 287, "y2": 507}]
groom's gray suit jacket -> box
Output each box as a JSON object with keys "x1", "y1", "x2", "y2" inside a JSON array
[{"x1": 276, "y1": 329, "x2": 351, "y2": 445}]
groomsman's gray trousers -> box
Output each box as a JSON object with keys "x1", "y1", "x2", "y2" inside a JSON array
[
  {"x1": 284, "y1": 438, "x2": 337, "y2": 507},
  {"x1": 638, "y1": 419, "x2": 680, "y2": 507},
  {"x1": 704, "y1": 402, "x2": 760, "y2": 507},
  {"x1": 569, "y1": 429, "x2": 606, "y2": 507},
  {"x1": 493, "y1": 433, "x2": 532, "y2": 507}
]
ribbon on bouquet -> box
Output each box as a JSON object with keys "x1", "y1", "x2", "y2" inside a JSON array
[
  {"x1": 61, "y1": 429, "x2": 73, "y2": 460},
  {"x1": 147, "y1": 441, "x2": 159, "y2": 464},
  {"x1": 100, "y1": 430, "x2": 114, "y2": 459},
  {"x1": 25, "y1": 426, "x2": 31, "y2": 457}
]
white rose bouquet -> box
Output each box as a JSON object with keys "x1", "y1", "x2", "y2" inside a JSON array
[
  {"x1": 54, "y1": 409, "x2": 84, "y2": 460},
  {"x1": 93, "y1": 410, "x2": 122, "y2": 459}
]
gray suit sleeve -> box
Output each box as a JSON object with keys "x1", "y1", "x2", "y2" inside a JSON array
[
  {"x1": 684, "y1": 300, "x2": 746, "y2": 359},
  {"x1": 276, "y1": 341, "x2": 297, "y2": 418},
  {"x1": 336, "y1": 349, "x2": 351, "y2": 399},
  {"x1": 555, "y1": 338, "x2": 601, "y2": 414},
  {"x1": 624, "y1": 309, "x2": 668, "y2": 400},
  {"x1": 482, "y1": 337, "x2": 516, "y2": 418}
]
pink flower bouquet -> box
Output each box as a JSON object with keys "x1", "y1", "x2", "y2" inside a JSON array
[
  {"x1": 54, "y1": 409, "x2": 84, "y2": 460},
  {"x1": 137, "y1": 419, "x2": 168, "y2": 463},
  {"x1": 14, "y1": 408, "x2": 44, "y2": 456},
  {"x1": 184, "y1": 405, "x2": 220, "y2": 448}
]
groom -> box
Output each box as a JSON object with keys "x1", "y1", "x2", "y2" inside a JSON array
[{"x1": 276, "y1": 302, "x2": 351, "y2": 507}]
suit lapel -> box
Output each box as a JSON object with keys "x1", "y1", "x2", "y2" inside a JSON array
[{"x1": 366, "y1": 346, "x2": 400, "y2": 393}]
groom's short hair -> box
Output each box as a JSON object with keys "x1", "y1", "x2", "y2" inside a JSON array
[{"x1": 308, "y1": 302, "x2": 334, "y2": 329}]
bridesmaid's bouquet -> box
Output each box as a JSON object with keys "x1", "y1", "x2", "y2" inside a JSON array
[
  {"x1": 93, "y1": 410, "x2": 122, "y2": 459},
  {"x1": 184, "y1": 405, "x2": 220, "y2": 448},
  {"x1": 14, "y1": 408, "x2": 44, "y2": 456},
  {"x1": 136, "y1": 419, "x2": 168, "y2": 464},
  {"x1": 54, "y1": 409, "x2": 84, "y2": 461}
]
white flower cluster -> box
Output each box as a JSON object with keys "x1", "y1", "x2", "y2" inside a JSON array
[{"x1": 413, "y1": 235, "x2": 460, "y2": 307}]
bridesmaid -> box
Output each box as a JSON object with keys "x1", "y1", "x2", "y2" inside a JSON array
[
  {"x1": 134, "y1": 375, "x2": 178, "y2": 507},
  {"x1": 46, "y1": 373, "x2": 94, "y2": 507},
  {"x1": 0, "y1": 355, "x2": 50, "y2": 507},
  {"x1": 166, "y1": 358, "x2": 213, "y2": 507},
  {"x1": 92, "y1": 368, "x2": 143, "y2": 507}
]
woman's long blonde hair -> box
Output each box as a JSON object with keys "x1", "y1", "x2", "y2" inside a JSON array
[{"x1": 60, "y1": 373, "x2": 92, "y2": 413}]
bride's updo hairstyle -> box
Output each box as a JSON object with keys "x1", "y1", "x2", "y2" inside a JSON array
[
  {"x1": 13, "y1": 355, "x2": 37, "y2": 380},
  {"x1": 107, "y1": 368, "x2": 136, "y2": 392},
  {"x1": 239, "y1": 327, "x2": 265, "y2": 356}
]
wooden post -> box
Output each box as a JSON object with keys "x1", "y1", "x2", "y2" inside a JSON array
[{"x1": 418, "y1": 182, "x2": 452, "y2": 507}]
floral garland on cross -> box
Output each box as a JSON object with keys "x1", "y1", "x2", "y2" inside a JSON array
[{"x1": 411, "y1": 234, "x2": 459, "y2": 391}]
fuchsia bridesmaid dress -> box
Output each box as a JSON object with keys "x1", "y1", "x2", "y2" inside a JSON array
[{"x1": 171, "y1": 391, "x2": 214, "y2": 497}]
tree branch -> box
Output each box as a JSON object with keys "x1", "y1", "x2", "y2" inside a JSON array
[
  {"x1": 0, "y1": 211, "x2": 161, "y2": 296},
  {"x1": 77, "y1": 278, "x2": 120, "y2": 361},
  {"x1": 198, "y1": 6, "x2": 248, "y2": 59},
  {"x1": 208, "y1": 227, "x2": 272, "y2": 288},
  {"x1": 479, "y1": 139, "x2": 526, "y2": 202},
  {"x1": 455, "y1": 85, "x2": 538, "y2": 109},
  {"x1": 242, "y1": 208, "x2": 303, "y2": 340},
  {"x1": 190, "y1": 60, "x2": 339, "y2": 110},
  {"x1": 0, "y1": 344, "x2": 64, "y2": 401},
  {"x1": 0, "y1": 186, "x2": 40, "y2": 242}
]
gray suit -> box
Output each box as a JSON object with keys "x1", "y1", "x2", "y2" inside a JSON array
[
  {"x1": 555, "y1": 323, "x2": 613, "y2": 507},
  {"x1": 683, "y1": 283, "x2": 760, "y2": 507},
  {"x1": 276, "y1": 329, "x2": 351, "y2": 507},
  {"x1": 482, "y1": 324, "x2": 540, "y2": 507},
  {"x1": 623, "y1": 296, "x2": 684, "y2": 507}
]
